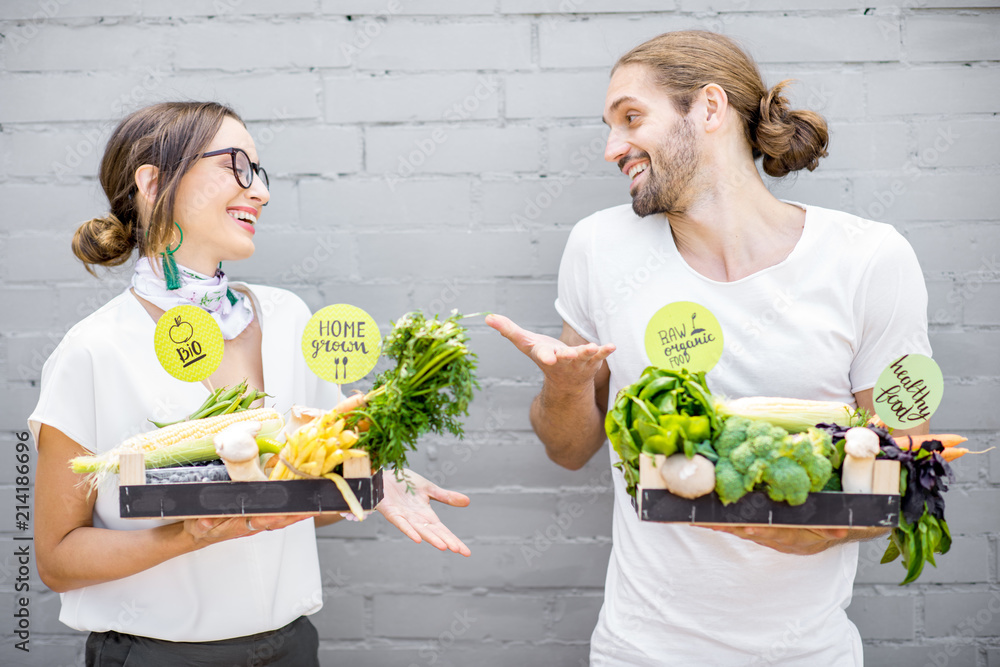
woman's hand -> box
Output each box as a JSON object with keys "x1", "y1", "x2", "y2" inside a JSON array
[
  {"x1": 377, "y1": 470, "x2": 471, "y2": 557},
  {"x1": 183, "y1": 513, "x2": 316, "y2": 547}
]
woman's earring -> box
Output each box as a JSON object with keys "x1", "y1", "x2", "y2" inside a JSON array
[{"x1": 161, "y1": 222, "x2": 183, "y2": 290}]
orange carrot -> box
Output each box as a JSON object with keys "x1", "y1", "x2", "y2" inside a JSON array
[
  {"x1": 867, "y1": 414, "x2": 890, "y2": 430},
  {"x1": 941, "y1": 448, "x2": 969, "y2": 462},
  {"x1": 893, "y1": 434, "x2": 968, "y2": 451}
]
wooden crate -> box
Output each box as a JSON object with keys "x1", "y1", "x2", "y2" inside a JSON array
[
  {"x1": 118, "y1": 452, "x2": 383, "y2": 519},
  {"x1": 635, "y1": 454, "x2": 900, "y2": 528}
]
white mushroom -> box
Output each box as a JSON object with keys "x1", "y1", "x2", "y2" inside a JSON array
[
  {"x1": 283, "y1": 405, "x2": 324, "y2": 439},
  {"x1": 214, "y1": 421, "x2": 267, "y2": 482},
  {"x1": 841, "y1": 427, "x2": 881, "y2": 493},
  {"x1": 660, "y1": 454, "x2": 716, "y2": 499}
]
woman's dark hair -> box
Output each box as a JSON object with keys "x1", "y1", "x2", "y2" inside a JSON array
[
  {"x1": 613, "y1": 30, "x2": 829, "y2": 178},
  {"x1": 72, "y1": 101, "x2": 244, "y2": 273}
]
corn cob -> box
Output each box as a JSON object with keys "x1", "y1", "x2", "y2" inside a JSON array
[
  {"x1": 71, "y1": 408, "x2": 284, "y2": 477},
  {"x1": 717, "y1": 397, "x2": 854, "y2": 433}
]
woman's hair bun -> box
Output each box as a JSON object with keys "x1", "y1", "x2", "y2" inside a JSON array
[
  {"x1": 754, "y1": 80, "x2": 830, "y2": 178},
  {"x1": 72, "y1": 212, "x2": 136, "y2": 273}
]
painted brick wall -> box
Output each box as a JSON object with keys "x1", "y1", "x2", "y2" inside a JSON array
[{"x1": 1, "y1": 2, "x2": 997, "y2": 666}]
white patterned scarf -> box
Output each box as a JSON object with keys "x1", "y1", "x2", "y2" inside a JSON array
[{"x1": 131, "y1": 257, "x2": 255, "y2": 340}]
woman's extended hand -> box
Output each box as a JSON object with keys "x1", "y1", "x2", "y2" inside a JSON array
[{"x1": 377, "y1": 470, "x2": 472, "y2": 557}]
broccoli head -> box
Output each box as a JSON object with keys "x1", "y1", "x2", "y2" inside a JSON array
[
  {"x1": 714, "y1": 417, "x2": 751, "y2": 458},
  {"x1": 763, "y1": 457, "x2": 811, "y2": 505},
  {"x1": 715, "y1": 458, "x2": 747, "y2": 505},
  {"x1": 713, "y1": 418, "x2": 835, "y2": 506}
]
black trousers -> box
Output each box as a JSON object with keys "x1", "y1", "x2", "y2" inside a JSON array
[{"x1": 85, "y1": 615, "x2": 320, "y2": 667}]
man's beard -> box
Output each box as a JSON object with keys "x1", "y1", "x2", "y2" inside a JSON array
[{"x1": 629, "y1": 118, "x2": 700, "y2": 218}]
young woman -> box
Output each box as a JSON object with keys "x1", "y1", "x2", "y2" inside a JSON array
[{"x1": 30, "y1": 101, "x2": 470, "y2": 666}]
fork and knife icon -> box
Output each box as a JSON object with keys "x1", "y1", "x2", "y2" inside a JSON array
[{"x1": 333, "y1": 355, "x2": 349, "y2": 381}]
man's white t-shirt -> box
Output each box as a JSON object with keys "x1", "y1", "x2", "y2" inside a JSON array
[
  {"x1": 29, "y1": 284, "x2": 341, "y2": 642},
  {"x1": 555, "y1": 203, "x2": 931, "y2": 666}
]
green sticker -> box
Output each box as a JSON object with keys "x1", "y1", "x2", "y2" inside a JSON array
[
  {"x1": 153, "y1": 305, "x2": 224, "y2": 382},
  {"x1": 302, "y1": 304, "x2": 381, "y2": 384},
  {"x1": 873, "y1": 353, "x2": 944, "y2": 430},
  {"x1": 644, "y1": 301, "x2": 724, "y2": 373}
]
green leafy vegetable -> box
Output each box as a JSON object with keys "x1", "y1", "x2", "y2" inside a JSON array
[
  {"x1": 606, "y1": 366, "x2": 721, "y2": 498},
  {"x1": 348, "y1": 311, "x2": 479, "y2": 482}
]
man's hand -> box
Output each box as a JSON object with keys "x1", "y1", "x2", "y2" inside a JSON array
[
  {"x1": 377, "y1": 470, "x2": 472, "y2": 557},
  {"x1": 705, "y1": 525, "x2": 889, "y2": 555},
  {"x1": 486, "y1": 314, "x2": 615, "y2": 469},
  {"x1": 485, "y1": 314, "x2": 615, "y2": 389}
]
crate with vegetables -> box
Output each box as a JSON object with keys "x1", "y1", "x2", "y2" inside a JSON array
[
  {"x1": 71, "y1": 311, "x2": 478, "y2": 521},
  {"x1": 608, "y1": 365, "x2": 975, "y2": 584}
]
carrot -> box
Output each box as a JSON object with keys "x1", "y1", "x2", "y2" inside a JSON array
[
  {"x1": 893, "y1": 434, "x2": 967, "y2": 451},
  {"x1": 941, "y1": 448, "x2": 969, "y2": 462},
  {"x1": 867, "y1": 414, "x2": 890, "y2": 430},
  {"x1": 333, "y1": 391, "x2": 368, "y2": 414}
]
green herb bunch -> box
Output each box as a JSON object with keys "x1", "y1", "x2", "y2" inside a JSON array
[{"x1": 349, "y1": 311, "x2": 479, "y2": 478}]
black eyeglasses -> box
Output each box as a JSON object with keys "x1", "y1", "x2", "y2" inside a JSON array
[{"x1": 200, "y1": 147, "x2": 269, "y2": 190}]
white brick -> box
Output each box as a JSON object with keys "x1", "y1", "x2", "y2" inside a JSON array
[
  {"x1": 373, "y1": 593, "x2": 548, "y2": 640},
  {"x1": 0, "y1": 0, "x2": 136, "y2": 19},
  {"x1": 501, "y1": 0, "x2": 674, "y2": 11},
  {"x1": 766, "y1": 173, "x2": 852, "y2": 212},
  {"x1": 324, "y1": 73, "x2": 500, "y2": 123},
  {"x1": 321, "y1": 0, "x2": 495, "y2": 14},
  {"x1": 0, "y1": 183, "x2": 105, "y2": 232},
  {"x1": 479, "y1": 176, "x2": 627, "y2": 228},
  {"x1": 245, "y1": 124, "x2": 362, "y2": 175},
  {"x1": 355, "y1": 230, "x2": 535, "y2": 279},
  {"x1": 727, "y1": 15, "x2": 901, "y2": 63},
  {"x1": 0, "y1": 235, "x2": 94, "y2": 282},
  {"x1": 854, "y1": 174, "x2": 1000, "y2": 223},
  {"x1": 153, "y1": 73, "x2": 323, "y2": 122},
  {"x1": 229, "y1": 231, "x2": 355, "y2": 284},
  {"x1": 758, "y1": 68, "x2": 867, "y2": 121},
  {"x1": 411, "y1": 280, "x2": 497, "y2": 318},
  {"x1": 905, "y1": 224, "x2": 1000, "y2": 274},
  {"x1": 0, "y1": 288, "x2": 61, "y2": 333},
  {"x1": 868, "y1": 66, "x2": 1000, "y2": 116},
  {"x1": 299, "y1": 177, "x2": 473, "y2": 227},
  {"x1": 3, "y1": 127, "x2": 110, "y2": 178},
  {"x1": 539, "y1": 15, "x2": 691, "y2": 69},
  {"x1": 964, "y1": 283, "x2": 1000, "y2": 327},
  {"x1": 506, "y1": 71, "x2": 610, "y2": 119},
  {"x1": 365, "y1": 126, "x2": 540, "y2": 175},
  {"x1": 173, "y1": 20, "x2": 353, "y2": 71},
  {"x1": 822, "y1": 122, "x2": 909, "y2": 171},
  {"x1": 138, "y1": 0, "x2": 317, "y2": 15},
  {"x1": 2, "y1": 24, "x2": 169, "y2": 72},
  {"x1": 905, "y1": 12, "x2": 1000, "y2": 62},
  {"x1": 930, "y1": 331, "x2": 1000, "y2": 377},
  {"x1": 550, "y1": 595, "x2": 604, "y2": 640},
  {"x1": 355, "y1": 22, "x2": 533, "y2": 71},
  {"x1": 915, "y1": 119, "x2": 1000, "y2": 169},
  {"x1": 546, "y1": 125, "x2": 613, "y2": 174}
]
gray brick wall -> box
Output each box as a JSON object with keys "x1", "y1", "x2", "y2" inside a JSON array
[{"x1": 1, "y1": 2, "x2": 997, "y2": 666}]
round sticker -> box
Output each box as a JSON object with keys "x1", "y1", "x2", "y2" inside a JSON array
[
  {"x1": 302, "y1": 304, "x2": 381, "y2": 384},
  {"x1": 644, "y1": 301, "x2": 724, "y2": 373},
  {"x1": 873, "y1": 353, "x2": 944, "y2": 430},
  {"x1": 153, "y1": 305, "x2": 224, "y2": 382}
]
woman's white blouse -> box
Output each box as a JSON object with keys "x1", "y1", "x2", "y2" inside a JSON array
[{"x1": 29, "y1": 285, "x2": 342, "y2": 642}]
